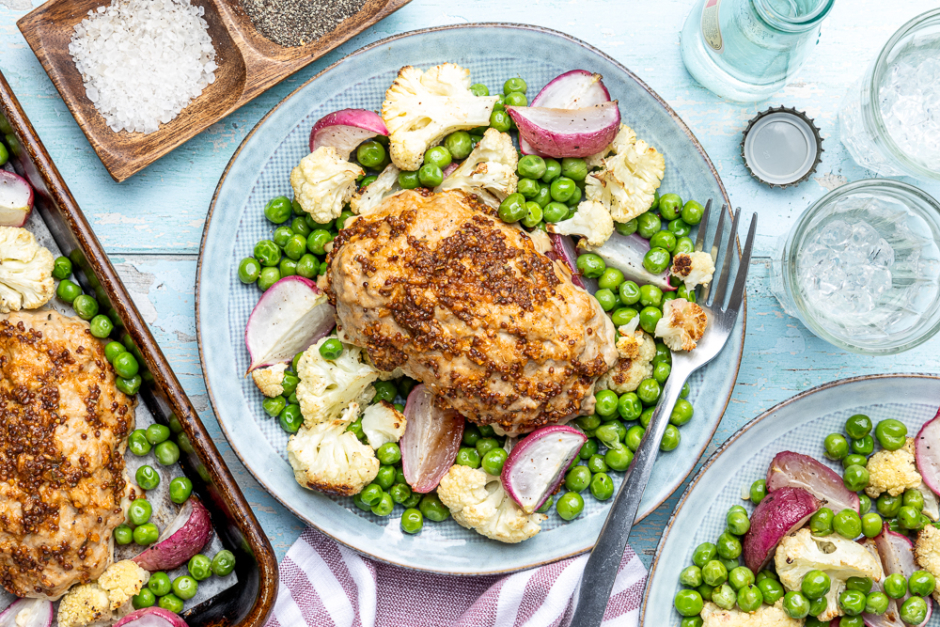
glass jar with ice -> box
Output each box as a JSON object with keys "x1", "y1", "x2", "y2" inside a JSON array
[
  {"x1": 839, "y1": 8, "x2": 940, "y2": 180},
  {"x1": 770, "y1": 180, "x2": 940, "y2": 354}
]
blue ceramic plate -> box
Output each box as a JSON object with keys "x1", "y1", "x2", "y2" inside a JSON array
[
  {"x1": 642, "y1": 374, "x2": 940, "y2": 626},
  {"x1": 197, "y1": 23, "x2": 744, "y2": 574}
]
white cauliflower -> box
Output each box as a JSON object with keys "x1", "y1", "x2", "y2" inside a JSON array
[
  {"x1": 672, "y1": 251, "x2": 716, "y2": 290},
  {"x1": 350, "y1": 163, "x2": 404, "y2": 216},
  {"x1": 251, "y1": 363, "x2": 288, "y2": 398},
  {"x1": 914, "y1": 524, "x2": 940, "y2": 604},
  {"x1": 547, "y1": 200, "x2": 614, "y2": 247},
  {"x1": 865, "y1": 438, "x2": 922, "y2": 498},
  {"x1": 382, "y1": 64, "x2": 499, "y2": 171},
  {"x1": 0, "y1": 226, "x2": 55, "y2": 313},
  {"x1": 290, "y1": 147, "x2": 364, "y2": 224},
  {"x1": 287, "y1": 410, "x2": 380, "y2": 496},
  {"x1": 596, "y1": 323, "x2": 656, "y2": 394},
  {"x1": 585, "y1": 125, "x2": 665, "y2": 223},
  {"x1": 361, "y1": 401, "x2": 406, "y2": 449},
  {"x1": 96, "y1": 560, "x2": 150, "y2": 610},
  {"x1": 57, "y1": 560, "x2": 149, "y2": 627},
  {"x1": 775, "y1": 528, "x2": 884, "y2": 622},
  {"x1": 437, "y1": 464, "x2": 545, "y2": 544},
  {"x1": 295, "y1": 337, "x2": 379, "y2": 427},
  {"x1": 437, "y1": 128, "x2": 518, "y2": 207},
  {"x1": 700, "y1": 600, "x2": 803, "y2": 627},
  {"x1": 655, "y1": 298, "x2": 708, "y2": 352}
]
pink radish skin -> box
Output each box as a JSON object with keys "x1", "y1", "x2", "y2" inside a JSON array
[
  {"x1": 441, "y1": 161, "x2": 459, "y2": 179},
  {"x1": 858, "y1": 538, "x2": 905, "y2": 627},
  {"x1": 0, "y1": 598, "x2": 52, "y2": 627},
  {"x1": 547, "y1": 233, "x2": 586, "y2": 289},
  {"x1": 506, "y1": 102, "x2": 621, "y2": 159},
  {"x1": 521, "y1": 70, "x2": 611, "y2": 156},
  {"x1": 915, "y1": 406, "x2": 940, "y2": 495},
  {"x1": 871, "y1": 529, "x2": 933, "y2": 627},
  {"x1": 501, "y1": 425, "x2": 587, "y2": 514},
  {"x1": 766, "y1": 451, "x2": 860, "y2": 514},
  {"x1": 0, "y1": 170, "x2": 33, "y2": 227},
  {"x1": 114, "y1": 608, "x2": 189, "y2": 627},
  {"x1": 245, "y1": 276, "x2": 335, "y2": 372},
  {"x1": 133, "y1": 498, "x2": 212, "y2": 572},
  {"x1": 582, "y1": 232, "x2": 676, "y2": 291},
  {"x1": 309, "y1": 109, "x2": 388, "y2": 160},
  {"x1": 742, "y1": 486, "x2": 820, "y2": 572},
  {"x1": 401, "y1": 385, "x2": 464, "y2": 493}
]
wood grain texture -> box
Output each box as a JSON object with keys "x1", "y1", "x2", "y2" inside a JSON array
[
  {"x1": 3, "y1": 0, "x2": 940, "y2": 569},
  {"x1": 14, "y1": 0, "x2": 410, "y2": 181}
]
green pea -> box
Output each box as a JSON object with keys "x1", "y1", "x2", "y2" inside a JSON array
[
  {"x1": 618, "y1": 393, "x2": 643, "y2": 421},
  {"x1": 541, "y1": 159, "x2": 562, "y2": 183},
  {"x1": 909, "y1": 570, "x2": 935, "y2": 596},
  {"x1": 258, "y1": 267, "x2": 280, "y2": 290},
  {"x1": 625, "y1": 426, "x2": 645, "y2": 452},
  {"x1": 481, "y1": 448, "x2": 508, "y2": 476},
  {"x1": 595, "y1": 269, "x2": 623, "y2": 293},
  {"x1": 360, "y1": 484, "x2": 384, "y2": 507},
  {"x1": 658, "y1": 193, "x2": 683, "y2": 220},
  {"x1": 49, "y1": 256, "x2": 72, "y2": 281},
  {"x1": 279, "y1": 258, "x2": 297, "y2": 277},
  {"x1": 556, "y1": 491, "x2": 584, "y2": 520},
  {"x1": 649, "y1": 231, "x2": 677, "y2": 253},
  {"x1": 187, "y1": 554, "x2": 212, "y2": 581},
  {"x1": 133, "y1": 522, "x2": 160, "y2": 546},
  {"x1": 0, "y1": 142, "x2": 7, "y2": 167},
  {"x1": 133, "y1": 588, "x2": 156, "y2": 609},
  {"x1": 865, "y1": 591, "x2": 889, "y2": 615},
  {"x1": 498, "y1": 193, "x2": 527, "y2": 223},
  {"x1": 462, "y1": 424, "x2": 481, "y2": 447},
  {"x1": 661, "y1": 425, "x2": 680, "y2": 451},
  {"x1": 825, "y1": 433, "x2": 849, "y2": 460},
  {"x1": 532, "y1": 183, "x2": 552, "y2": 208},
  {"x1": 153, "y1": 440, "x2": 181, "y2": 467},
  {"x1": 371, "y1": 492, "x2": 394, "y2": 517},
  {"x1": 517, "y1": 201, "x2": 541, "y2": 228},
  {"x1": 640, "y1": 408, "x2": 655, "y2": 428},
  {"x1": 588, "y1": 472, "x2": 614, "y2": 501},
  {"x1": 580, "y1": 439, "x2": 600, "y2": 462},
  {"x1": 424, "y1": 145, "x2": 452, "y2": 170},
  {"x1": 877, "y1": 494, "x2": 902, "y2": 518},
  {"x1": 639, "y1": 307, "x2": 662, "y2": 334},
  {"x1": 591, "y1": 390, "x2": 617, "y2": 419},
  {"x1": 757, "y1": 577, "x2": 785, "y2": 604},
  {"x1": 801, "y1": 570, "x2": 831, "y2": 599},
  {"x1": 254, "y1": 240, "x2": 282, "y2": 268},
  {"x1": 356, "y1": 140, "x2": 386, "y2": 168},
  {"x1": 875, "y1": 419, "x2": 907, "y2": 450},
  {"x1": 518, "y1": 155, "x2": 546, "y2": 179},
  {"x1": 611, "y1": 307, "x2": 638, "y2": 327},
  {"x1": 419, "y1": 493, "x2": 450, "y2": 522},
  {"x1": 615, "y1": 220, "x2": 638, "y2": 237},
  {"x1": 504, "y1": 91, "x2": 527, "y2": 107},
  {"x1": 727, "y1": 566, "x2": 754, "y2": 591},
  {"x1": 634, "y1": 379, "x2": 660, "y2": 406},
  {"x1": 576, "y1": 253, "x2": 606, "y2": 278},
  {"x1": 264, "y1": 196, "x2": 292, "y2": 223},
  {"x1": 386, "y1": 483, "x2": 410, "y2": 505},
  {"x1": 398, "y1": 170, "x2": 420, "y2": 190},
  {"x1": 693, "y1": 543, "x2": 718, "y2": 568},
  {"x1": 680, "y1": 565, "x2": 704, "y2": 588},
  {"x1": 843, "y1": 454, "x2": 868, "y2": 469},
  {"x1": 899, "y1": 505, "x2": 926, "y2": 530},
  {"x1": 272, "y1": 226, "x2": 294, "y2": 248},
  {"x1": 750, "y1": 479, "x2": 767, "y2": 504},
  {"x1": 117, "y1": 373, "x2": 142, "y2": 396},
  {"x1": 584, "y1": 452, "x2": 607, "y2": 473},
  {"x1": 643, "y1": 247, "x2": 671, "y2": 274},
  {"x1": 843, "y1": 464, "x2": 870, "y2": 492},
  {"x1": 842, "y1": 577, "x2": 871, "y2": 596},
  {"x1": 565, "y1": 465, "x2": 592, "y2": 492},
  {"x1": 860, "y1": 512, "x2": 883, "y2": 538},
  {"x1": 837, "y1": 589, "x2": 866, "y2": 617},
  {"x1": 884, "y1": 573, "x2": 908, "y2": 599},
  {"x1": 158, "y1": 594, "x2": 184, "y2": 614},
  {"x1": 262, "y1": 396, "x2": 286, "y2": 418},
  {"x1": 674, "y1": 589, "x2": 704, "y2": 617},
  {"x1": 637, "y1": 212, "x2": 662, "y2": 239},
  {"x1": 902, "y1": 489, "x2": 925, "y2": 513},
  {"x1": 653, "y1": 361, "x2": 671, "y2": 385},
  {"x1": 470, "y1": 83, "x2": 490, "y2": 97},
  {"x1": 136, "y1": 465, "x2": 160, "y2": 491},
  {"x1": 611, "y1": 283, "x2": 638, "y2": 308},
  {"x1": 670, "y1": 400, "x2": 694, "y2": 426},
  {"x1": 843, "y1": 414, "x2": 872, "y2": 440},
  {"x1": 104, "y1": 341, "x2": 124, "y2": 363},
  {"x1": 517, "y1": 177, "x2": 541, "y2": 200},
  {"x1": 639, "y1": 285, "x2": 664, "y2": 308},
  {"x1": 236, "y1": 256, "x2": 262, "y2": 285},
  {"x1": 475, "y1": 437, "x2": 499, "y2": 457},
  {"x1": 400, "y1": 507, "x2": 424, "y2": 534},
  {"x1": 833, "y1": 509, "x2": 862, "y2": 538},
  {"x1": 727, "y1": 511, "x2": 750, "y2": 536},
  {"x1": 148, "y1": 571, "x2": 172, "y2": 596},
  {"x1": 172, "y1": 575, "x2": 198, "y2": 601},
  {"x1": 736, "y1": 584, "x2": 763, "y2": 612},
  {"x1": 279, "y1": 404, "x2": 303, "y2": 433},
  {"x1": 114, "y1": 524, "x2": 133, "y2": 545},
  {"x1": 859, "y1": 494, "x2": 872, "y2": 514},
  {"x1": 711, "y1": 583, "x2": 736, "y2": 610},
  {"x1": 126, "y1": 429, "x2": 150, "y2": 456},
  {"x1": 456, "y1": 447, "x2": 481, "y2": 468},
  {"x1": 810, "y1": 508, "x2": 834, "y2": 536},
  {"x1": 535, "y1": 495, "x2": 555, "y2": 514},
  {"x1": 605, "y1": 446, "x2": 633, "y2": 471},
  {"x1": 371, "y1": 442, "x2": 398, "y2": 466},
  {"x1": 489, "y1": 110, "x2": 511, "y2": 132},
  {"x1": 681, "y1": 200, "x2": 705, "y2": 225},
  {"x1": 72, "y1": 294, "x2": 98, "y2": 320},
  {"x1": 852, "y1": 435, "x2": 874, "y2": 455},
  {"x1": 669, "y1": 219, "x2": 692, "y2": 239},
  {"x1": 716, "y1": 532, "x2": 742, "y2": 560},
  {"x1": 549, "y1": 177, "x2": 576, "y2": 203},
  {"x1": 808, "y1": 596, "x2": 828, "y2": 618},
  {"x1": 443, "y1": 131, "x2": 472, "y2": 160},
  {"x1": 128, "y1": 498, "x2": 153, "y2": 526},
  {"x1": 290, "y1": 216, "x2": 312, "y2": 238},
  {"x1": 899, "y1": 596, "x2": 928, "y2": 625},
  {"x1": 168, "y1": 476, "x2": 193, "y2": 504},
  {"x1": 56, "y1": 279, "x2": 81, "y2": 303},
  {"x1": 317, "y1": 337, "x2": 344, "y2": 360},
  {"x1": 503, "y1": 77, "x2": 527, "y2": 94},
  {"x1": 783, "y1": 591, "x2": 810, "y2": 619},
  {"x1": 281, "y1": 234, "x2": 306, "y2": 262},
  {"x1": 305, "y1": 229, "x2": 333, "y2": 256}
]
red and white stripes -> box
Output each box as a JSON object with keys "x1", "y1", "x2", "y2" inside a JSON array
[{"x1": 265, "y1": 528, "x2": 646, "y2": 627}]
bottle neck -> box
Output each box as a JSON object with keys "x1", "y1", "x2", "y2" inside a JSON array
[{"x1": 751, "y1": 0, "x2": 835, "y2": 33}]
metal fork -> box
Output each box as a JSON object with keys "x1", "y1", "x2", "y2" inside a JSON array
[{"x1": 569, "y1": 202, "x2": 757, "y2": 627}]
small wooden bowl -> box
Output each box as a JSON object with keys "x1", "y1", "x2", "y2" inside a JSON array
[{"x1": 17, "y1": 0, "x2": 410, "y2": 182}]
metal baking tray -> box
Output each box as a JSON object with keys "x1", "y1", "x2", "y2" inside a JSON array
[{"x1": 0, "y1": 68, "x2": 276, "y2": 626}]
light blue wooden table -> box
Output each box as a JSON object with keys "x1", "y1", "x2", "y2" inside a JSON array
[{"x1": 2, "y1": 0, "x2": 940, "y2": 569}]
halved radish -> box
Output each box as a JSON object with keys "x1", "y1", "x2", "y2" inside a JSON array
[
  {"x1": 742, "y1": 486, "x2": 819, "y2": 572},
  {"x1": 0, "y1": 170, "x2": 33, "y2": 227},
  {"x1": 245, "y1": 276, "x2": 335, "y2": 372},
  {"x1": 501, "y1": 425, "x2": 586, "y2": 514},
  {"x1": 522, "y1": 70, "x2": 611, "y2": 156},
  {"x1": 133, "y1": 498, "x2": 213, "y2": 572},
  {"x1": 401, "y1": 385, "x2": 464, "y2": 493},
  {"x1": 0, "y1": 598, "x2": 52, "y2": 627},
  {"x1": 915, "y1": 407, "x2": 940, "y2": 495},
  {"x1": 582, "y1": 232, "x2": 676, "y2": 291},
  {"x1": 872, "y1": 529, "x2": 933, "y2": 627},
  {"x1": 506, "y1": 102, "x2": 620, "y2": 159},
  {"x1": 309, "y1": 109, "x2": 388, "y2": 160},
  {"x1": 766, "y1": 451, "x2": 860, "y2": 514},
  {"x1": 859, "y1": 538, "x2": 905, "y2": 627},
  {"x1": 114, "y1": 608, "x2": 188, "y2": 627}
]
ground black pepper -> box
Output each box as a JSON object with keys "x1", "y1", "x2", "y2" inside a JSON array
[{"x1": 239, "y1": 0, "x2": 368, "y2": 48}]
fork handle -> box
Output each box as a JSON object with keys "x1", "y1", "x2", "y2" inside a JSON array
[{"x1": 569, "y1": 373, "x2": 687, "y2": 627}]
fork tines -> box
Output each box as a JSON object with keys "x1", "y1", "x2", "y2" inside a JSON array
[{"x1": 697, "y1": 203, "x2": 757, "y2": 314}]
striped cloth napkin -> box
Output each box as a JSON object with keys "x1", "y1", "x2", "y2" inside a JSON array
[{"x1": 263, "y1": 527, "x2": 647, "y2": 627}]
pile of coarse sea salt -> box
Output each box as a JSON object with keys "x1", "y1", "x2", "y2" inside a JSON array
[{"x1": 68, "y1": 0, "x2": 218, "y2": 134}]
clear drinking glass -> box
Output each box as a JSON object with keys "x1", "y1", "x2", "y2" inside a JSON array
[
  {"x1": 680, "y1": 0, "x2": 835, "y2": 102},
  {"x1": 838, "y1": 9, "x2": 940, "y2": 180},
  {"x1": 770, "y1": 180, "x2": 940, "y2": 355}
]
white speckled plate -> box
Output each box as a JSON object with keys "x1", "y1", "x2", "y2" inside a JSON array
[
  {"x1": 197, "y1": 23, "x2": 744, "y2": 574},
  {"x1": 642, "y1": 374, "x2": 940, "y2": 627}
]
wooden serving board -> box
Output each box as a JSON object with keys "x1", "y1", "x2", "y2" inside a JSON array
[{"x1": 17, "y1": 0, "x2": 410, "y2": 182}]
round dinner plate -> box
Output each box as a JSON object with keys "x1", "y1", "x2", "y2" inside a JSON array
[
  {"x1": 197, "y1": 23, "x2": 744, "y2": 574},
  {"x1": 642, "y1": 373, "x2": 940, "y2": 626}
]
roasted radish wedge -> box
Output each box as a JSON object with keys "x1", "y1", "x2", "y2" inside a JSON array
[
  {"x1": 501, "y1": 425, "x2": 586, "y2": 514},
  {"x1": 0, "y1": 170, "x2": 33, "y2": 227},
  {"x1": 401, "y1": 385, "x2": 464, "y2": 493},
  {"x1": 309, "y1": 109, "x2": 388, "y2": 160},
  {"x1": 506, "y1": 102, "x2": 620, "y2": 159}
]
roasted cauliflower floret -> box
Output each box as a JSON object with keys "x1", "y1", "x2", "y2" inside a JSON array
[
  {"x1": 0, "y1": 226, "x2": 55, "y2": 314},
  {"x1": 251, "y1": 363, "x2": 288, "y2": 398},
  {"x1": 700, "y1": 600, "x2": 803, "y2": 627},
  {"x1": 865, "y1": 438, "x2": 922, "y2": 498},
  {"x1": 775, "y1": 529, "x2": 883, "y2": 622},
  {"x1": 290, "y1": 146, "x2": 364, "y2": 224},
  {"x1": 914, "y1": 524, "x2": 940, "y2": 604},
  {"x1": 350, "y1": 163, "x2": 404, "y2": 216},
  {"x1": 57, "y1": 582, "x2": 112, "y2": 627},
  {"x1": 437, "y1": 128, "x2": 518, "y2": 207},
  {"x1": 382, "y1": 64, "x2": 498, "y2": 171},
  {"x1": 547, "y1": 200, "x2": 614, "y2": 247},
  {"x1": 597, "y1": 323, "x2": 656, "y2": 394},
  {"x1": 437, "y1": 465, "x2": 545, "y2": 544},
  {"x1": 655, "y1": 298, "x2": 708, "y2": 352},
  {"x1": 295, "y1": 337, "x2": 379, "y2": 426},
  {"x1": 361, "y1": 400, "x2": 406, "y2": 449},
  {"x1": 585, "y1": 125, "x2": 665, "y2": 223},
  {"x1": 672, "y1": 251, "x2": 716, "y2": 290},
  {"x1": 96, "y1": 560, "x2": 150, "y2": 610},
  {"x1": 287, "y1": 411, "x2": 380, "y2": 496}
]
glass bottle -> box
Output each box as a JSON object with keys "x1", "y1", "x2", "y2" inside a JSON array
[{"x1": 680, "y1": 0, "x2": 835, "y2": 102}]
